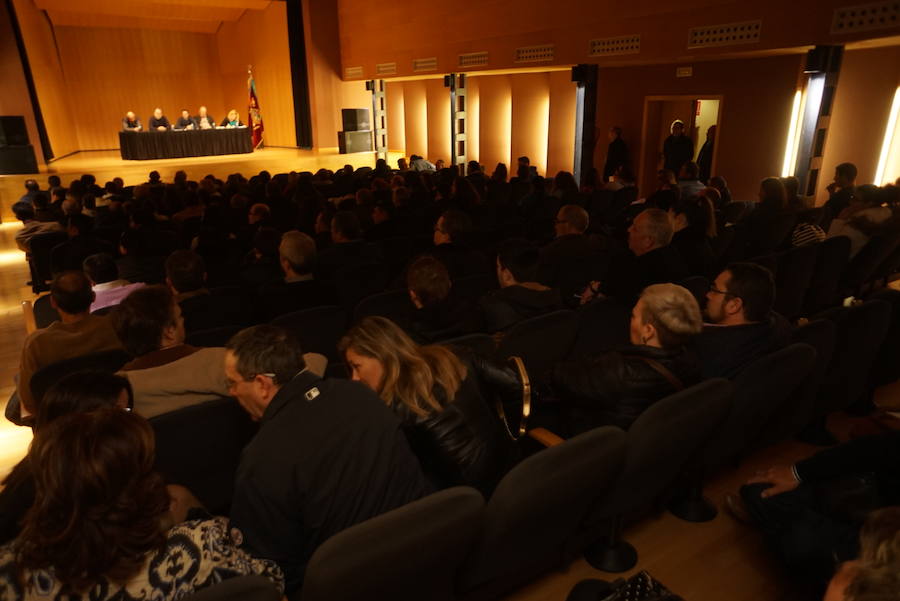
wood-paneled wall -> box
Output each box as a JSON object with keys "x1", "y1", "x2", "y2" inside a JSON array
[
  {"x1": 11, "y1": 0, "x2": 77, "y2": 159},
  {"x1": 0, "y1": 1, "x2": 43, "y2": 161},
  {"x1": 53, "y1": 26, "x2": 224, "y2": 151},
  {"x1": 217, "y1": 1, "x2": 296, "y2": 148}
]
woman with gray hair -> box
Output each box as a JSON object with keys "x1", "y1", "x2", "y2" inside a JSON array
[{"x1": 549, "y1": 283, "x2": 703, "y2": 435}]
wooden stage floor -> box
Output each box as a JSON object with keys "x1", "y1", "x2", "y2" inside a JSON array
[
  {"x1": 0, "y1": 147, "x2": 402, "y2": 221},
  {"x1": 0, "y1": 148, "x2": 898, "y2": 600}
]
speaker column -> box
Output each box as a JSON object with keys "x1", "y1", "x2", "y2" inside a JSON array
[{"x1": 572, "y1": 64, "x2": 598, "y2": 188}]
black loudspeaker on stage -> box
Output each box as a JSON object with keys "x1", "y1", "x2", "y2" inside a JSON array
[
  {"x1": 338, "y1": 130, "x2": 373, "y2": 154},
  {"x1": 341, "y1": 108, "x2": 370, "y2": 132},
  {"x1": 0, "y1": 116, "x2": 39, "y2": 174}
]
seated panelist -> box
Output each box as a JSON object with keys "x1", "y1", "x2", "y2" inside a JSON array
[
  {"x1": 174, "y1": 109, "x2": 197, "y2": 131},
  {"x1": 121, "y1": 111, "x2": 142, "y2": 132},
  {"x1": 149, "y1": 107, "x2": 170, "y2": 131},
  {"x1": 195, "y1": 106, "x2": 215, "y2": 130},
  {"x1": 220, "y1": 109, "x2": 244, "y2": 128}
]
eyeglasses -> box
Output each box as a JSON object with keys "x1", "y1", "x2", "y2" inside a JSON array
[
  {"x1": 226, "y1": 372, "x2": 277, "y2": 389},
  {"x1": 708, "y1": 284, "x2": 735, "y2": 298}
]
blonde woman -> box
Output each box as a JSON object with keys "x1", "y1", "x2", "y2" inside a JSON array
[
  {"x1": 220, "y1": 110, "x2": 244, "y2": 128},
  {"x1": 339, "y1": 316, "x2": 516, "y2": 495}
]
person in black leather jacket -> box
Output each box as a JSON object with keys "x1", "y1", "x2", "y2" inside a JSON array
[
  {"x1": 339, "y1": 316, "x2": 518, "y2": 496},
  {"x1": 550, "y1": 282, "x2": 703, "y2": 434}
]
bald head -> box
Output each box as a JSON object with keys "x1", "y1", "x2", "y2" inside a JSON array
[
  {"x1": 126, "y1": 111, "x2": 136, "y2": 120},
  {"x1": 50, "y1": 271, "x2": 94, "y2": 315},
  {"x1": 279, "y1": 231, "x2": 317, "y2": 277},
  {"x1": 555, "y1": 204, "x2": 589, "y2": 236}
]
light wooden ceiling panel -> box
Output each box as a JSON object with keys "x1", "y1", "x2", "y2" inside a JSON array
[{"x1": 47, "y1": 10, "x2": 222, "y2": 32}]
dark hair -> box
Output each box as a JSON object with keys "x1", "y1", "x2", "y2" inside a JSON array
[
  {"x1": 112, "y1": 285, "x2": 177, "y2": 357},
  {"x1": 32, "y1": 192, "x2": 50, "y2": 210},
  {"x1": 438, "y1": 210, "x2": 472, "y2": 241},
  {"x1": 38, "y1": 371, "x2": 133, "y2": 429},
  {"x1": 48, "y1": 175, "x2": 61, "y2": 188},
  {"x1": 50, "y1": 271, "x2": 93, "y2": 314},
  {"x1": 16, "y1": 408, "x2": 170, "y2": 594},
  {"x1": 517, "y1": 156, "x2": 530, "y2": 165},
  {"x1": 724, "y1": 262, "x2": 776, "y2": 322},
  {"x1": 82, "y1": 253, "x2": 118, "y2": 285},
  {"x1": 119, "y1": 229, "x2": 143, "y2": 255},
  {"x1": 226, "y1": 325, "x2": 306, "y2": 386},
  {"x1": 759, "y1": 177, "x2": 786, "y2": 210},
  {"x1": 836, "y1": 162, "x2": 858, "y2": 181},
  {"x1": 12, "y1": 201, "x2": 34, "y2": 221},
  {"x1": 164, "y1": 250, "x2": 206, "y2": 293},
  {"x1": 681, "y1": 161, "x2": 700, "y2": 180},
  {"x1": 253, "y1": 227, "x2": 281, "y2": 258},
  {"x1": 66, "y1": 213, "x2": 94, "y2": 236},
  {"x1": 497, "y1": 238, "x2": 540, "y2": 283},
  {"x1": 25, "y1": 179, "x2": 39, "y2": 192},
  {"x1": 331, "y1": 210, "x2": 361, "y2": 240},
  {"x1": 407, "y1": 256, "x2": 451, "y2": 306},
  {"x1": 671, "y1": 195, "x2": 717, "y2": 238}
]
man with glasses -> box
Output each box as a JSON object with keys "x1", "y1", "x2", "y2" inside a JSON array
[
  {"x1": 538, "y1": 204, "x2": 605, "y2": 302},
  {"x1": 225, "y1": 325, "x2": 427, "y2": 600},
  {"x1": 693, "y1": 262, "x2": 791, "y2": 378}
]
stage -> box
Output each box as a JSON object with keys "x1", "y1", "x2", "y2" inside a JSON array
[{"x1": 0, "y1": 147, "x2": 403, "y2": 221}]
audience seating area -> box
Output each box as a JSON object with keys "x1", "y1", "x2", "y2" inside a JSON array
[{"x1": 10, "y1": 161, "x2": 900, "y2": 601}]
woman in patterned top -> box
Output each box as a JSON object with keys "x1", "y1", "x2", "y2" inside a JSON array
[{"x1": 0, "y1": 407, "x2": 282, "y2": 601}]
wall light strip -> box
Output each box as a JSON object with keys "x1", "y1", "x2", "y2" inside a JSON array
[
  {"x1": 875, "y1": 86, "x2": 900, "y2": 185},
  {"x1": 781, "y1": 90, "x2": 803, "y2": 177}
]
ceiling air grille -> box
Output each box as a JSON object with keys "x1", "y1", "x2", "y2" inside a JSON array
[
  {"x1": 832, "y1": 1, "x2": 900, "y2": 33},
  {"x1": 344, "y1": 66, "x2": 363, "y2": 78},
  {"x1": 375, "y1": 62, "x2": 397, "y2": 76},
  {"x1": 515, "y1": 44, "x2": 554, "y2": 62},
  {"x1": 458, "y1": 51, "x2": 489, "y2": 68},
  {"x1": 413, "y1": 57, "x2": 437, "y2": 72},
  {"x1": 688, "y1": 20, "x2": 762, "y2": 49},
  {"x1": 589, "y1": 34, "x2": 641, "y2": 56}
]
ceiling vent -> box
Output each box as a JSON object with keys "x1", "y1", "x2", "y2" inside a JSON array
[
  {"x1": 344, "y1": 66, "x2": 363, "y2": 79},
  {"x1": 515, "y1": 44, "x2": 554, "y2": 62},
  {"x1": 832, "y1": 1, "x2": 900, "y2": 34},
  {"x1": 688, "y1": 20, "x2": 762, "y2": 49},
  {"x1": 413, "y1": 57, "x2": 438, "y2": 72},
  {"x1": 458, "y1": 51, "x2": 489, "y2": 68},
  {"x1": 375, "y1": 62, "x2": 397, "y2": 76},
  {"x1": 589, "y1": 34, "x2": 641, "y2": 56}
]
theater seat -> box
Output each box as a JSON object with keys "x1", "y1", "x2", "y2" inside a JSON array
[
  {"x1": 186, "y1": 325, "x2": 244, "y2": 348},
  {"x1": 270, "y1": 305, "x2": 347, "y2": 362},
  {"x1": 803, "y1": 236, "x2": 850, "y2": 315},
  {"x1": 150, "y1": 398, "x2": 257, "y2": 515},
  {"x1": 29, "y1": 349, "x2": 131, "y2": 409},
  {"x1": 301, "y1": 487, "x2": 484, "y2": 601},
  {"x1": 32, "y1": 294, "x2": 60, "y2": 329},
  {"x1": 773, "y1": 244, "x2": 818, "y2": 320},
  {"x1": 352, "y1": 289, "x2": 415, "y2": 324},
  {"x1": 497, "y1": 310, "x2": 578, "y2": 381},
  {"x1": 569, "y1": 299, "x2": 630, "y2": 359},
  {"x1": 457, "y1": 427, "x2": 626, "y2": 599},
  {"x1": 440, "y1": 333, "x2": 496, "y2": 359}
]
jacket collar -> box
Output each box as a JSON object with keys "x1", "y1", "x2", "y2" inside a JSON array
[{"x1": 262, "y1": 369, "x2": 322, "y2": 423}]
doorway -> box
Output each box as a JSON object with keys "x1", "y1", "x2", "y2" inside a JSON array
[{"x1": 639, "y1": 95, "x2": 722, "y2": 196}]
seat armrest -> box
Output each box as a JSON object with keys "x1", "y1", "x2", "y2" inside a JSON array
[
  {"x1": 528, "y1": 427, "x2": 566, "y2": 447},
  {"x1": 21, "y1": 300, "x2": 36, "y2": 335}
]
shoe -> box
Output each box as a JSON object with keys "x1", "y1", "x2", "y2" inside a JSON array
[{"x1": 723, "y1": 493, "x2": 752, "y2": 525}]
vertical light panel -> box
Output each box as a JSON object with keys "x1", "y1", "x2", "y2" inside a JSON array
[
  {"x1": 875, "y1": 86, "x2": 900, "y2": 185},
  {"x1": 468, "y1": 77, "x2": 480, "y2": 164},
  {"x1": 781, "y1": 90, "x2": 803, "y2": 177},
  {"x1": 425, "y1": 78, "x2": 450, "y2": 163},
  {"x1": 402, "y1": 80, "x2": 428, "y2": 159},
  {"x1": 511, "y1": 73, "x2": 550, "y2": 176},
  {"x1": 547, "y1": 71, "x2": 577, "y2": 178},
  {"x1": 384, "y1": 81, "x2": 406, "y2": 154},
  {"x1": 477, "y1": 75, "x2": 512, "y2": 173}
]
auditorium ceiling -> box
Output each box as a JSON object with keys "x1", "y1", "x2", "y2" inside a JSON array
[{"x1": 33, "y1": 0, "x2": 272, "y2": 33}]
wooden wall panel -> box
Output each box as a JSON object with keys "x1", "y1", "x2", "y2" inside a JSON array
[
  {"x1": 0, "y1": 2, "x2": 43, "y2": 162},
  {"x1": 385, "y1": 81, "x2": 406, "y2": 153},
  {"x1": 475, "y1": 75, "x2": 512, "y2": 174},
  {"x1": 402, "y1": 81, "x2": 427, "y2": 159},
  {"x1": 467, "y1": 76, "x2": 480, "y2": 164},
  {"x1": 425, "y1": 78, "x2": 450, "y2": 163},
  {"x1": 216, "y1": 1, "x2": 295, "y2": 147},
  {"x1": 510, "y1": 72, "x2": 550, "y2": 176},
  {"x1": 54, "y1": 26, "x2": 224, "y2": 151},
  {"x1": 11, "y1": 0, "x2": 77, "y2": 159},
  {"x1": 547, "y1": 70, "x2": 576, "y2": 178}
]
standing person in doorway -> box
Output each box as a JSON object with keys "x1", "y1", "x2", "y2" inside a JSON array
[
  {"x1": 696, "y1": 125, "x2": 716, "y2": 183},
  {"x1": 603, "y1": 126, "x2": 629, "y2": 183},
  {"x1": 663, "y1": 120, "x2": 694, "y2": 175}
]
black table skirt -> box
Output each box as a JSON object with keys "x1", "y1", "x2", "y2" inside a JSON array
[{"x1": 118, "y1": 128, "x2": 253, "y2": 160}]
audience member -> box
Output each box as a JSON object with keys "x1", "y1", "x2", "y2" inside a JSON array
[
  {"x1": 19, "y1": 179, "x2": 40, "y2": 204},
  {"x1": 823, "y1": 162, "x2": 858, "y2": 231},
  {"x1": 827, "y1": 184, "x2": 894, "y2": 258},
  {"x1": 585, "y1": 209, "x2": 689, "y2": 306},
  {"x1": 0, "y1": 371, "x2": 133, "y2": 544},
  {"x1": 0, "y1": 408, "x2": 284, "y2": 600},
  {"x1": 112, "y1": 285, "x2": 197, "y2": 371},
  {"x1": 669, "y1": 195, "x2": 718, "y2": 278},
  {"x1": 403, "y1": 255, "x2": 478, "y2": 342},
  {"x1": 538, "y1": 204, "x2": 606, "y2": 297},
  {"x1": 226, "y1": 325, "x2": 427, "y2": 599},
  {"x1": 677, "y1": 161, "x2": 706, "y2": 198},
  {"x1": 550, "y1": 283, "x2": 702, "y2": 434},
  {"x1": 663, "y1": 120, "x2": 694, "y2": 174},
  {"x1": 429, "y1": 209, "x2": 490, "y2": 278},
  {"x1": 258, "y1": 231, "x2": 328, "y2": 320},
  {"x1": 83, "y1": 253, "x2": 144, "y2": 313},
  {"x1": 32, "y1": 191, "x2": 62, "y2": 222},
  {"x1": 480, "y1": 238, "x2": 564, "y2": 333},
  {"x1": 315, "y1": 210, "x2": 379, "y2": 278},
  {"x1": 14, "y1": 271, "x2": 121, "y2": 419},
  {"x1": 12, "y1": 201, "x2": 63, "y2": 253},
  {"x1": 692, "y1": 262, "x2": 791, "y2": 379},
  {"x1": 340, "y1": 316, "x2": 516, "y2": 495},
  {"x1": 708, "y1": 175, "x2": 732, "y2": 208},
  {"x1": 781, "y1": 175, "x2": 805, "y2": 210},
  {"x1": 50, "y1": 214, "x2": 108, "y2": 274},
  {"x1": 696, "y1": 125, "x2": 716, "y2": 183},
  {"x1": 603, "y1": 126, "x2": 629, "y2": 182},
  {"x1": 165, "y1": 250, "x2": 238, "y2": 332}
]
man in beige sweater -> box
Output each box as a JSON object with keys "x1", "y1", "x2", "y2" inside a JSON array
[{"x1": 15, "y1": 271, "x2": 122, "y2": 418}]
